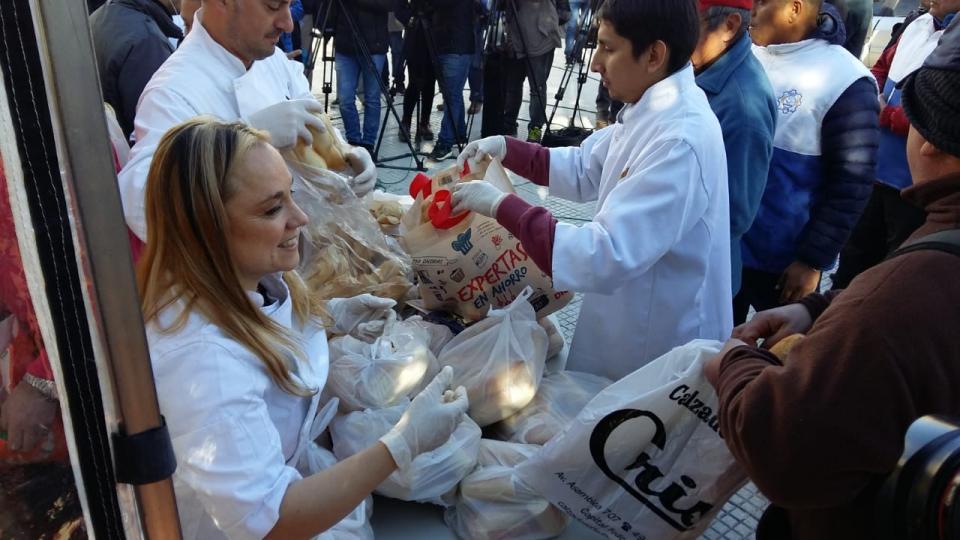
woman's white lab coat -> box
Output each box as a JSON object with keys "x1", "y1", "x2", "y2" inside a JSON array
[
  {"x1": 548, "y1": 66, "x2": 734, "y2": 381},
  {"x1": 148, "y1": 275, "x2": 337, "y2": 540},
  {"x1": 118, "y1": 9, "x2": 313, "y2": 240}
]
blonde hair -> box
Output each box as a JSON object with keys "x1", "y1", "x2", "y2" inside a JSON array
[{"x1": 138, "y1": 116, "x2": 316, "y2": 396}]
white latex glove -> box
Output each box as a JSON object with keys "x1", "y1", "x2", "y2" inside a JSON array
[
  {"x1": 327, "y1": 294, "x2": 396, "y2": 337},
  {"x1": 456, "y1": 135, "x2": 507, "y2": 171},
  {"x1": 451, "y1": 180, "x2": 508, "y2": 217},
  {"x1": 379, "y1": 366, "x2": 468, "y2": 468},
  {"x1": 345, "y1": 146, "x2": 377, "y2": 197},
  {"x1": 248, "y1": 99, "x2": 325, "y2": 149}
]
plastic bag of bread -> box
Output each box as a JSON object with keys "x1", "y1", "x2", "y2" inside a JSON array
[
  {"x1": 326, "y1": 316, "x2": 434, "y2": 412},
  {"x1": 330, "y1": 400, "x2": 481, "y2": 506},
  {"x1": 444, "y1": 439, "x2": 569, "y2": 540},
  {"x1": 289, "y1": 166, "x2": 414, "y2": 306},
  {"x1": 538, "y1": 316, "x2": 565, "y2": 361},
  {"x1": 492, "y1": 370, "x2": 612, "y2": 445},
  {"x1": 299, "y1": 443, "x2": 375, "y2": 540},
  {"x1": 433, "y1": 288, "x2": 548, "y2": 427},
  {"x1": 402, "y1": 315, "x2": 454, "y2": 357}
]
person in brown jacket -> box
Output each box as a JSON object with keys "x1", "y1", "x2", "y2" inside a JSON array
[{"x1": 704, "y1": 19, "x2": 960, "y2": 540}]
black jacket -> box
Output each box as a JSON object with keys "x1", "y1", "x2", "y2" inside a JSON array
[
  {"x1": 333, "y1": 0, "x2": 393, "y2": 56},
  {"x1": 89, "y1": 0, "x2": 182, "y2": 139},
  {"x1": 430, "y1": 0, "x2": 477, "y2": 56}
]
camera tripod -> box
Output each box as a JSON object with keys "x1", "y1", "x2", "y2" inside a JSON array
[
  {"x1": 375, "y1": 1, "x2": 469, "y2": 169},
  {"x1": 479, "y1": 0, "x2": 553, "y2": 142},
  {"x1": 541, "y1": 0, "x2": 598, "y2": 148},
  {"x1": 305, "y1": 0, "x2": 425, "y2": 170}
]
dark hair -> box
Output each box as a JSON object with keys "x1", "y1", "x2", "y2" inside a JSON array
[
  {"x1": 703, "y1": 6, "x2": 751, "y2": 37},
  {"x1": 595, "y1": 0, "x2": 700, "y2": 74}
]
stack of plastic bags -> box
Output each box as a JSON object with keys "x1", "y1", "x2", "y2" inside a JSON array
[
  {"x1": 492, "y1": 370, "x2": 612, "y2": 445},
  {"x1": 445, "y1": 439, "x2": 570, "y2": 540},
  {"x1": 427, "y1": 288, "x2": 549, "y2": 427},
  {"x1": 325, "y1": 315, "x2": 435, "y2": 412}
]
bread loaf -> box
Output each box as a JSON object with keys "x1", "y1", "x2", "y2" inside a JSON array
[{"x1": 292, "y1": 113, "x2": 348, "y2": 171}]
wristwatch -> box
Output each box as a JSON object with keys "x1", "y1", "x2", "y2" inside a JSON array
[{"x1": 22, "y1": 373, "x2": 58, "y2": 401}]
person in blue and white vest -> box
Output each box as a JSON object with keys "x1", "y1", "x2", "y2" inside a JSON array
[
  {"x1": 831, "y1": 0, "x2": 958, "y2": 289},
  {"x1": 733, "y1": 0, "x2": 879, "y2": 324}
]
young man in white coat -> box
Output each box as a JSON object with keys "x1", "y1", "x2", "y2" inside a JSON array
[
  {"x1": 119, "y1": 0, "x2": 377, "y2": 241},
  {"x1": 451, "y1": 0, "x2": 733, "y2": 381}
]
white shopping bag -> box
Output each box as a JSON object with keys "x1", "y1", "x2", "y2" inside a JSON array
[{"x1": 515, "y1": 340, "x2": 747, "y2": 540}]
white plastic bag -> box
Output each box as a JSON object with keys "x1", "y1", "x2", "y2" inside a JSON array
[
  {"x1": 516, "y1": 340, "x2": 747, "y2": 539},
  {"x1": 434, "y1": 288, "x2": 548, "y2": 427},
  {"x1": 444, "y1": 439, "x2": 569, "y2": 540},
  {"x1": 330, "y1": 400, "x2": 481, "y2": 505},
  {"x1": 326, "y1": 317, "x2": 434, "y2": 412},
  {"x1": 299, "y1": 443, "x2": 375, "y2": 540},
  {"x1": 402, "y1": 315, "x2": 454, "y2": 357},
  {"x1": 492, "y1": 370, "x2": 612, "y2": 445},
  {"x1": 292, "y1": 166, "x2": 413, "y2": 304}
]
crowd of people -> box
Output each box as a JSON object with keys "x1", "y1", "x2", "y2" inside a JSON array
[{"x1": 1, "y1": 0, "x2": 958, "y2": 538}]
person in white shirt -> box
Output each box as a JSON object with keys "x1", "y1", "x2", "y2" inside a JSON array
[
  {"x1": 450, "y1": 0, "x2": 733, "y2": 381},
  {"x1": 139, "y1": 117, "x2": 468, "y2": 540},
  {"x1": 120, "y1": 0, "x2": 377, "y2": 241}
]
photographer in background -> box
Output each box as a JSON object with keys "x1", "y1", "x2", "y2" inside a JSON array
[
  {"x1": 333, "y1": 0, "x2": 393, "y2": 150},
  {"x1": 481, "y1": 0, "x2": 570, "y2": 142},
  {"x1": 425, "y1": 0, "x2": 478, "y2": 161}
]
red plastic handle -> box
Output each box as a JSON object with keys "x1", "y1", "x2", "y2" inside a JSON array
[
  {"x1": 428, "y1": 189, "x2": 471, "y2": 229},
  {"x1": 409, "y1": 172, "x2": 433, "y2": 199}
]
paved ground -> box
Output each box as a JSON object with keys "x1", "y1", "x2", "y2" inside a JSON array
[{"x1": 312, "y1": 50, "x2": 770, "y2": 538}]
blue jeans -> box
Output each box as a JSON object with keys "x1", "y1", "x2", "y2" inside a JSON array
[
  {"x1": 565, "y1": 0, "x2": 588, "y2": 57},
  {"x1": 336, "y1": 52, "x2": 386, "y2": 145},
  {"x1": 437, "y1": 53, "x2": 472, "y2": 147}
]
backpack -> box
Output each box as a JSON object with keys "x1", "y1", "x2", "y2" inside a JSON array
[{"x1": 888, "y1": 229, "x2": 960, "y2": 259}]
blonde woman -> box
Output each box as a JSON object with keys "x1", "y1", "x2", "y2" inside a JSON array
[{"x1": 138, "y1": 117, "x2": 468, "y2": 540}]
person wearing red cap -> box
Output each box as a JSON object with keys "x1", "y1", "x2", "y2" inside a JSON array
[{"x1": 692, "y1": 0, "x2": 776, "y2": 297}]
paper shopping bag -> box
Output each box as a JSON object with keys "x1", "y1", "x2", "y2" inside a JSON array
[{"x1": 399, "y1": 159, "x2": 572, "y2": 321}]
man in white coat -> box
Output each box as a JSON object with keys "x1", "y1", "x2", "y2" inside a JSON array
[
  {"x1": 119, "y1": 0, "x2": 377, "y2": 241},
  {"x1": 451, "y1": 0, "x2": 733, "y2": 381}
]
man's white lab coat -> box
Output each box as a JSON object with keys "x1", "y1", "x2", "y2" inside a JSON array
[
  {"x1": 119, "y1": 10, "x2": 314, "y2": 240},
  {"x1": 549, "y1": 66, "x2": 734, "y2": 381}
]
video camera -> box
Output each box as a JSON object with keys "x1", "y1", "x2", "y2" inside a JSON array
[{"x1": 876, "y1": 415, "x2": 960, "y2": 539}]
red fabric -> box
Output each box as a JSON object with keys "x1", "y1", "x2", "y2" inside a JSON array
[
  {"x1": 128, "y1": 229, "x2": 145, "y2": 265},
  {"x1": 871, "y1": 39, "x2": 898, "y2": 90},
  {"x1": 879, "y1": 104, "x2": 911, "y2": 136},
  {"x1": 0, "y1": 161, "x2": 52, "y2": 388},
  {"x1": 502, "y1": 137, "x2": 551, "y2": 187},
  {"x1": 699, "y1": 0, "x2": 752, "y2": 11},
  {"x1": 495, "y1": 194, "x2": 557, "y2": 276}
]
